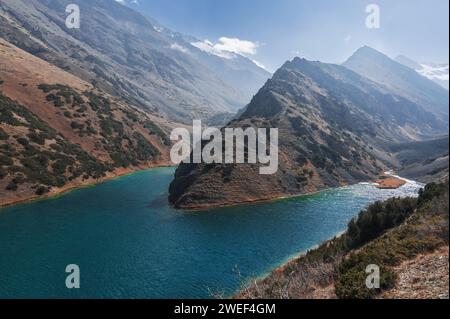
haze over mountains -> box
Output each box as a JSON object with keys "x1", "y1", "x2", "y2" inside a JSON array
[
  {"x1": 344, "y1": 46, "x2": 449, "y2": 120},
  {"x1": 170, "y1": 51, "x2": 449, "y2": 208},
  {"x1": 0, "y1": 0, "x2": 271, "y2": 204},
  {"x1": 0, "y1": 0, "x2": 448, "y2": 207},
  {"x1": 395, "y1": 55, "x2": 449, "y2": 91},
  {"x1": 0, "y1": 0, "x2": 270, "y2": 124}
]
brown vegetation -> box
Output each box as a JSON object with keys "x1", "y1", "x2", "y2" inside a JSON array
[
  {"x1": 236, "y1": 183, "x2": 449, "y2": 299},
  {"x1": 0, "y1": 38, "x2": 179, "y2": 206}
]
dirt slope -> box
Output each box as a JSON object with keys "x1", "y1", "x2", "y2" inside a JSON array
[{"x1": 0, "y1": 38, "x2": 179, "y2": 206}]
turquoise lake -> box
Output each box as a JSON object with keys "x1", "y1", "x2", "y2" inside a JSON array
[{"x1": 0, "y1": 167, "x2": 422, "y2": 298}]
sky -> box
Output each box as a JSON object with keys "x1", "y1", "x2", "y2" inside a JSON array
[{"x1": 120, "y1": 0, "x2": 449, "y2": 72}]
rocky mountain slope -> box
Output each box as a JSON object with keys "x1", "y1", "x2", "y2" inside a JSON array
[
  {"x1": 187, "y1": 36, "x2": 271, "y2": 103},
  {"x1": 0, "y1": 38, "x2": 177, "y2": 206},
  {"x1": 389, "y1": 136, "x2": 450, "y2": 183},
  {"x1": 169, "y1": 55, "x2": 448, "y2": 209},
  {"x1": 169, "y1": 48, "x2": 449, "y2": 209},
  {"x1": 0, "y1": 0, "x2": 269, "y2": 123},
  {"x1": 344, "y1": 46, "x2": 449, "y2": 120}
]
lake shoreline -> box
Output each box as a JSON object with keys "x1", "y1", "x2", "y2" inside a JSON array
[
  {"x1": 231, "y1": 231, "x2": 347, "y2": 299},
  {"x1": 0, "y1": 167, "x2": 423, "y2": 298},
  {"x1": 3, "y1": 167, "x2": 409, "y2": 211},
  {"x1": 231, "y1": 174, "x2": 420, "y2": 298},
  {"x1": 0, "y1": 163, "x2": 175, "y2": 209},
  {"x1": 178, "y1": 175, "x2": 409, "y2": 212}
]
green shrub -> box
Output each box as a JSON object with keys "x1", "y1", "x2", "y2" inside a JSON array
[
  {"x1": 71, "y1": 121, "x2": 84, "y2": 130},
  {"x1": 144, "y1": 120, "x2": 170, "y2": 145},
  {"x1": 133, "y1": 132, "x2": 159, "y2": 161},
  {"x1": 16, "y1": 137, "x2": 29, "y2": 146},
  {"x1": 27, "y1": 131, "x2": 46, "y2": 145},
  {"x1": 417, "y1": 183, "x2": 448, "y2": 208},
  {"x1": 51, "y1": 159, "x2": 68, "y2": 175},
  {"x1": 0, "y1": 127, "x2": 8, "y2": 140},
  {"x1": 346, "y1": 197, "x2": 417, "y2": 249},
  {"x1": 0, "y1": 155, "x2": 13, "y2": 166},
  {"x1": 6, "y1": 180, "x2": 18, "y2": 191},
  {"x1": 335, "y1": 261, "x2": 396, "y2": 299},
  {"x1": 35, "y1": 185, "x2": 50, "y2": 196},
  {"x1": 336, "y1": 182, "x2": 448, "y2": 299},
  {"x1": 39, "y1": 84, "x2": 84, "y2": 108}
]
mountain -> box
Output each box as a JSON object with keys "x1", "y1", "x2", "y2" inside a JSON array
[
  {"x1": 344, "y1": 46, "x2": 449, "y2": 119},
  {"x1": 128, "y1": 11, "x2": 271, "y2": 105},
  {"x1": 389, "y1": 136, "x2": 449, "y2": 183},
  {"x1": 395, "y1": 55, "x2": 422, "y2": 70},
  {"x1": 188, "y1": 38, "x2": 271, "y2": 103},
  {"x1": 168, "y1": 55, "x2": 449, "y2": 209},
  {"x1": 418, "y1": 63, "x2": 449, "y2": 91},
  {"x1": 396, "y1": 56, "x2": 449, "y2": 91},
  {"x1": 0, "y1": 0, "x2": 268, "y2": 123},
  {"x1": 0, "y1": 38, "x2": 176, "y2": 205},
  {"x1": 139, "y1": 26, "x2": 271, "y2": 103}
]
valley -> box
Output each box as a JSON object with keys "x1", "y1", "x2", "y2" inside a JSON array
[
  {"x1": 0, "y1": 167, "x2": 424, "y2": 298},
  {"x1": 169, "y1": 54, "x2": 449, "y2": 209},
  {"x1": 0, "y1": 38, "x2": 175, "y2": 206},
  {"x1": 1, "y1": 0, "x2": 447, "y2": 209},
  {"x1": 0, "y1": 0, "x2": 448, "y2": 301}
]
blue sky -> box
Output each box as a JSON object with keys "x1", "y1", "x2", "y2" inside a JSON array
[{"x1": 122, "y1": 0, "x2": 449, "y2": 72}]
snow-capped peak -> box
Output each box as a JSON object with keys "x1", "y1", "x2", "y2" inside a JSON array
[
  {"x1": 396, "y1": 55, "x2": 449, "y2": 90},
  {"x1": 190, "y1": 40, "x2": 237, "y2": 60},
  {"x1": 417, "y1": 63, "x2": 449, "y2": 82},
  {"x1": 417, "y1": 63, "x2": 449, "y2": 90}
]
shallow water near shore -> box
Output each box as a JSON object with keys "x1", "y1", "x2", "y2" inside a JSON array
[{"x1": 0, "y1": 167, "x2": 423, "y2": 298}]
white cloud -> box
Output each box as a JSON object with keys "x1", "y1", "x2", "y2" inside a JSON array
[
  {"x1": 214, "y1": 37, "x2": 259, "y2": 56},
  {"x1": 191, "y1": 37, "x2": 260, "y2": 61},
  {"x1": 170, "y1": 43, "x2": 189, "y2": 54},
  {"x1": 115, "y1": 0, "x2": 139, "y2": 5},
  {"x1": 418, "y1": 63, "x2": 449, "y2": 81},
  {"x1": 191, "y1": 40, "x2": 236, "y2": 59}
]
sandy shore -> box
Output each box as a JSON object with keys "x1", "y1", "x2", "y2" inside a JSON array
[{"x1": 375, "y1": 176, "x2": 407, "y2": 189}]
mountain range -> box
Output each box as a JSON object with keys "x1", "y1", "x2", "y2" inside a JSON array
[
  {"x1": 170, "y1": 49, "x2": 449, "y2": 209},
  {"x1": 0, "y1": 0, "x2": 270, "y2": 124},
  {"x1": 344, "y1": 46, "x2": 449, "y2": 120},
  {"x1": 0, "y1": 0, "x2": 448, "y2": 208},
  {"x1": 0, "y1": 37, "x2": 178, "y2": 205}
]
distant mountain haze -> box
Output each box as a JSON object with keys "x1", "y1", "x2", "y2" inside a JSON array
[
  {"x1": 396, "y1": 55, "x2": 449, "y2": 91},
  {"x1": 0, "y1": 0, "x2": 448, "y2": 208},
  {"x1": 169, "y1": 54, "x2": 449, "y2": 208},
  {"x1": 0, "y1": 0, "x2": 269, "y2": 124},
  {"x1": 344, "y1": 46, "x2": 449, "y2": 120}
]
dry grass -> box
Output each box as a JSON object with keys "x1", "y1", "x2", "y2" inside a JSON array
[{"x1": 236, "y1": 183, "x2": 449, "y2": 299}]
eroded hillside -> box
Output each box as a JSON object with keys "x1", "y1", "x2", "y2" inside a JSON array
[
  {"x1": 169, "y1": 57, "x2": 448, "y2": 209},
  {"x1": 0, "y1": 38, "x2": 175, "y2": 205}
]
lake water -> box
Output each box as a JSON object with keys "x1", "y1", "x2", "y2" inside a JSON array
[{"x1": 0, "y1": 167, "x2": 422, "y2": 298}]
